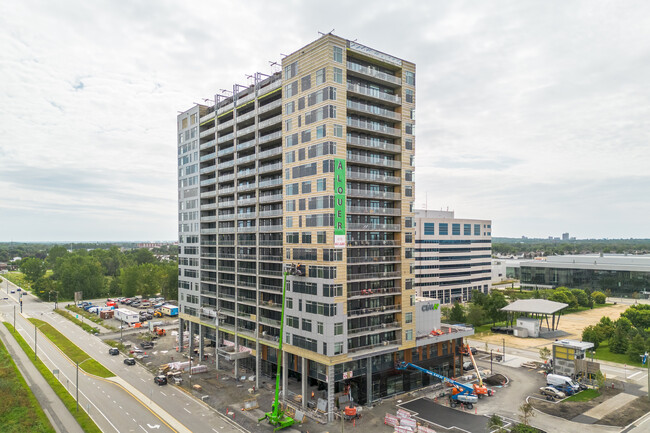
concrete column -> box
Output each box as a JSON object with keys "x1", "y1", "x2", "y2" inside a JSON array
[
  {"x1": 301, "y1": 357, "x2": 308, "y2": 409},
  {"x1": 282, "y1": 351, "x2": 288, "y2": 401},
  {"x1": 327, "y1": 365, "x2": 335, "y2": 422},
  {"x1": 215, "y1": 326, "x2": 220, "y2": 370},
  {"x1": 255, "y1": 340, "x2": 260, "y2": 390},
  {"x1": 199, "y1": 324, "x2": 204, "y2": 360},
  {"x1": 366, "y1": 358, "x2": 373, "y2": 405},
  {"x1": 235, "y1": 356, "x2": 239, "y2": 379},
  {"x1": 178, "y1": 318, "x2": 184, "y2": 351},
  {"x1": 188, "y1": 322, "x2": 195, "y2": 359}
]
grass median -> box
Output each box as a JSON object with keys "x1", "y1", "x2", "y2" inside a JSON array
[
  {"x1": 0, "y1": 333, "x2": 55, "y2": 433},
  {"x1": 54, "y1": 309, "x2": 100, "y2": 334},
  {"x1": 28, "y1": 318, "x2": 114, "y2": 378},
  {"x1": 4, "y1": 323, "x2": 102, "y2": 433},
  {"x1": 564, "y1": 388, "x2": 601, "y2": 402}
]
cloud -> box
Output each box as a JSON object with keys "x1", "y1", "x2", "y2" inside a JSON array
[{"x1": 1, "y1": 0, "x2": 649, "y2": 240}]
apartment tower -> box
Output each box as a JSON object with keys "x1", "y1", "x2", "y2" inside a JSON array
[{"x1": 177, "y1": 34, "x2": 463, "y2": 420}]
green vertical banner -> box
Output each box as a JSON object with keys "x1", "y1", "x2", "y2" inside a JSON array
[{"x1": 334, "y1": 158, "x2": 346, "y2": 248}]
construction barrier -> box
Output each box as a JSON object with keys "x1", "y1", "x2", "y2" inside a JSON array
[{"x1": 384, "y1": 414, "x2": 399, "y2": 427}]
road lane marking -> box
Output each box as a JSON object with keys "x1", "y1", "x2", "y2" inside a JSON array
[
  {"x1": 628, "y1": 371, "x2": 642, "y2": 379},
  {"x1": 139, "y1": 425, "x2": 148, "y2": 433},
  {"x1": 160, "y1": 391, "x2": 167, "y2": 396},
  {"x1": 183, "y1": 408, "x2": 191, "y2": 414}
]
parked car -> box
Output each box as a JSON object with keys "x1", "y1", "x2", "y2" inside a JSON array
[
  {"x1": 10, "y1": 290, "x2": 15, "y2": 294},
  {"x1": 463, "y1": 361, "x2": 474, "y2": 371},
  {"x1": 140, "y1": 341, "x2": 154, "y2": 349},
  {"x1": 123, "y1": 358, "x2": 136, "y2": 365},
  {"x1": 540, "y1": 386, "x2": 565, "y2": 399},
  {"x1": 109, "y1": 348, "x2": 119, "y2": 355},
  {"x1": 154, "y1": 375, "x2": 167, "y2": 385}
]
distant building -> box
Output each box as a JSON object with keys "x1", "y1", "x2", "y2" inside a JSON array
[
  {"x1": 414, "y1": 209, "x2": 491, "y2": 304},
  {"x1": 520, "y1": 254, "x2": 650, "y2": 295},
  {"x1": 562, "y1": 232, "x2": 569, "y2": 241}
]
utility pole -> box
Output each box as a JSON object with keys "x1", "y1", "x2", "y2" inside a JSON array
[
  {"x1": 76, "y1": 362, "x2": 79, "y2": 412},
  {"x1": 34, "y1": 324, "x2": 37, "y2": 360}
]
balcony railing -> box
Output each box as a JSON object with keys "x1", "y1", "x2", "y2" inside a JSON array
[
  {"x1": 347, "y1": 118, "x2": 401, "y2": 137},
  {"x1": 348, "y1": 271, "x2": 401, "y2": 281},
  {"x1": 347, "y1": 153, "x2": 401, "y2": 168},
  {"x1": 258, "y1": 99, "x2": 282, "y2": 114},
  {"x1": 218, "y1": 173, "x2": 235, "y2": 183},
  {"x1": 347, "y1": 206, "x2": 400, "y2": 216},
  {"x1": 346, "y1": 100, "x2": 401, "y2": 121},
  {"x1": 218, "y1": 200, "x2": 235, "y2": 208},
  {"x1": 237, "y1": 139, "x2": 256, "y2": 152},
  {"x1": 347, "y1": 171, "x2": 401, "y2": 184},
  {"x1": 347, "y1": 255, "x2": 401, "y2": 264},
  {"x1": 237, "y1": 182, "x2": 257, "y2": 192},
  {"x1": 200, "y1": 178, "x2": 216, "y2": 187},
  {"x1": 348, "y1": 223, "x2": 401, "y2": 231},
  {"x1": 348, "y1": 321, "x2": 401, "y2": 335},
  {"x1": 347, "y1": 61, "x2": 402, "y2": 86},
  {"x1": 236, "y1": 125, "x2": 256, "y2": 137},
  {"x1": 258, "y1": 114, "x2": 282, "y2": 130},
  {"x1": 237, "y1": 226, "x2": 257, "y2": 233},
  {"x1": 259, "y1": 131, "x2": 282, "y2": 144},
  {"x1": 347, "y1": 83, "x2": 401, "y2": 104},
  {"x1": 347, "y1": 189, "x2": 401, "y2": 200},
  {"x1": 259, "y1": 194, "x2": 282, "y2": 203},
  {"x1": 237, "y1": 154, "x2": 257, "y2": 165},
  {"x1": 258, "y1": 209, "x2": 282, "y2": 217},
  {"x1": 200, "y1": 139, "x2": 216, "y2": 150},
  {"x1": 217, "y1": 146, "x2": 235, "y2": 157},
  {"x1": 259, "y1": 239, "x2": 283, "y2": 246},
  {"x1": 218, "y1": 187, "x2": 235, "y2": 195},
  {"x1": 258, "y1": 178, "x2": 282, "y2": 188},
  {"x1": 217, "y1": 132, "x2": 235, "y2": 144},
  {"x1": 217, "y1": 118, "x2": 234, "y2": 130},
  {"x1": 218, "y1": 227, "x2": 236, "y2": 234},
  {"x1": 259, "y1": 162, "x2": 282, "y2": 174},
  {"x1": 217, "y1": 160, "x2": 235, "y2": 169},
  {"x1": 201, "y1": 202, "x2": 218, "y2": 210},
  {"x1": 258, "y1": 147, "x2": 282, "y2": 159},
  {"x1": 259, "y1": 225, "x2": 283, "y2": 232},
  {"x1": 259, "y1": 284, "x2": 282, "y2": 293},
  {"x1": 347, "y1": 286, "x2": 402, "y2": 298},
  {"x1": 200, "y1": 126, "x2": 216, "y2": 138},
  {"x1": 200, "y1": 152, "x2": 216, "y2": 162},
  {"x1": 237, "y1": 212, "x2": 257, "y2": 219},
  {"x1": 237, "y1": 198, "x2": 257, "y2": 206},
  {"x1": 348, "y1": 305, "x2": 401, "y2": 316}
]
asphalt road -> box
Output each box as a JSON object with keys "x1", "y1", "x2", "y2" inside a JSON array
[{"x1": 0, "y1": 280, "x2": 247, "y2": 433}]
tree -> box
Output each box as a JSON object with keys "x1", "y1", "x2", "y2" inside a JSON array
[
  {"x1": 450, "y1": 302, "x2": 466, "y2": 323},
  {"x1": 615, "y1": 317, "x2": 633, "y2": 334},
  {"x1": 46, "y1": 245, "x2": 69, "y2": 269},
  {"x1": 570, "y1": 289, "x2": 589, "y2": 307},
  {"x1": 486, "y1": 414, "x2": 506, "y2": 433},
  {"x1": 20, "y1": 257, "x2": 46, "y2": 283},
  {"x1": 53, "y1": 255, "x2": 105, "y2": 299},
  {"x1": 549, "y1": 290, "x2": 577, "y2": 309},
  {"x1": 595, "y1": 370, "x2": 606, "y2": 389},
  {"x1": 471, "y1": 289, "x2": 487, "y2": 307},
  {"x1": 539, "y1": 347, "x2": 551, "y2": 363},
  {"x1": 592, "y1": 291, "x2": 606, "y2": 304},
  {"x1": 132, "y1": 248, "x2": 156, "y2": 265},
  {"x1": 32, "y1": 276, "x2": 58, "y2": 300},
  {"x1": 627, "y1": 334, "x2": 647, "y2": 362},
  {"x1": 466, "y1": 304, "x2": 485, "y2": 328},
  {"x1": 486, "y1": 292, "x2": 508, "y2": 325},
  {"x1": 609, "y1": 326, "x2": 629, "y2": 354},
  {"x1": 582, "y1": 325, "x2": 603, "y2": 350},
  {"x1": 519, "y1": 401, "x2": 535, "y2": 426}
]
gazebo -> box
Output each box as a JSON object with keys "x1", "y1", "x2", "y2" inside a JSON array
[{"x1": 501, "y1": 299, "x2": 568, "y2": 333}]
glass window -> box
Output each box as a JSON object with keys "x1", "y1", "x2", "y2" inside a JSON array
[
  {"x1": 464, "y1": 224, "x2": 471, "y2": 235},
  {"x1": 317, "y1": 322, "x2": 323, "y2": 334},
  {"x1": 406, "y1": 329, "x2": 413, "y2": 341},
  {"x1": 405, "y1": 123, "x2": 414, "y2": 135},
  {"x1": 333, "y1": 67, "x2": 343, "y2": 83},
  {"x1": 302, "y1": 181, "x2": 311, "y2": 194},
  {"x1": 439, "y1": 223, "x2": 448, "y2": 235},
  {"x1": 286, "y1": 200, "x2": 295, "y2": 212},
  {"x1": 424, "y1": 223, "x2": 434, "y2": 235},
  {"x1": 405, "y1": 89, "x2": 414, "y2": 103},
  {"x1": 286, "y1": 183, "x2": 299, "y2": 195},
  {"x1": 302, "y1": 232, "x2": 311, "y2": 244},
  {"x1": 474, "y1": 224, "x2": 481, "y2": 236},
  {"x1": 317, "y1": 231, "x2": 326, "y2": 243},
  {"x1": 334, "y1": 323, "x2": 343, "y2": 335},
  {"x1": 405, "y1": 71, "x2": 415, "y2": 85},
  {"x1": 301, "y1": 75, "x2": 311, "y2": 92},
  {"x1": 285, "y1": 151, "x2": 295, "y2": 163},
  {"x1": 286, "y1": 216, "x2": 293, "y2": 228},
  {"x1": 285, "y1": 119, "x2": 292, "y2": 131},
  {"x1": 301, "y1": 130, "x2": 311, "y2": 143},
  {"x1": 334, "y1": 342, "x2": 343, "y2": 355},
  {"x1": 405, "y1": 312, "x2": 413, "y2": 324},
  {"x1": 284, "y1": 61, "x2": 297, "y2": 79},
  {"x1": 285, "y1": 81, "x2": 298, "y2": 98},
  {"x1": 316, "y1": 125, "x2": 326, "y2": 138},
  {"x1": 285, "y1": 101, "x2": 295, "y2": 114},
  {"x1": 333, "y1": 46, "x2": 343, "y2": 63},
  {"x1": 315, "y1": 68, "x2": 326, "y2": 85},
  {"x1": 302, "y1": 319, "x2": 312, "y2": 332},
  {"x1": 405, "y1": 186, "x2": 412, "y2": 197},
  {"x1": 286, "y1": 297, "x2": 293, "y2": 309},
  {"x1": 333, "y1": 124, "x2": 343, "y2": 137},
  {"x1": 317, "y1": 178, "x2": 326, "y2": 191},
  {"x1": 405, "y1": 139, "x2": 413, "y2": 150},
  {"x1": 452, "y1": 223, "x2": 460, "y2": 235}
]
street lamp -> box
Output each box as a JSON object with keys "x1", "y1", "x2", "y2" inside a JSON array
[
  {"x1": 502, "y1": 338, "x2": 506, "y2": 362},
  {"x1": 490, "y1": 349, "x2": 493, "y2": 373}
]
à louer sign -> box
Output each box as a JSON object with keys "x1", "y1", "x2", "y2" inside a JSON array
[{"x1": 334, "y1": 158, "x2": 346, "y2": 248}]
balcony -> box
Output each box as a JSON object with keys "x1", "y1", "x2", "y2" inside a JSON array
[
  {"x1": 237, "y1": 212, "x2": 257, "y2": 219},
  {"x1": 237, "y1": 253, "x2": 257, "y2": 260},
  {"x1": 237, "y1": 197, "x2": 257, "y2": 206},
  {"x1": 200, "y1": 126, "x2": 216, "y2": 138},
  {"x1": 347, "y1": 135, "x2": 400, "y2": 154},
  {"x1": 347, "y1": 189, "x2": 401, "y2": 200},
  {"x1": 200, "y1": 139, "x2": 216, "y2": 150},
  {"x1": 201, "y1": 202, "x2": 218, "y2": 210},
  {"x1": 347, "y1": 171, "x2": 401, "y2": 184},
  {"x1": 348, "y1": 271, "x2": 401, "y2": 281},
  {"x1": 347, "y1": 153, "x2": 401, "y2": 168},
  {"x1": 346, "y1": 100, "x2": 401, "y2": 121},
  {"x1": 237, "y1": 226, "x2": 257, "y2": 233},
  {"x1": 200, "y1": 178, "x2": 216, "y2": 187},
  {"x1": 218, "y1": 227, "x2": 236, "y2": 234},
  {"x1": 238, "y1": 240, "x2": 257, "y2": 246},
  {"x1": 348, "y1": 322, "x2": 401, "y2": 336},
  {"x1": 258, "y1": 114, "x2": 282, "y2": 130},
  {"x1": 237, "y1": 182, "x2": 257, "y2": 192},
  {"x1": 259, "y1": 239, "x2": 283, "y2": 246},
  {"x1": 217, "y1": 101, "x2": 234, "y2": 115},
  {"x1": 218, "y1": 173, "x2": 235, "y2": 183},
  {"x1": 237, "y1": 110, "x2": 256, "y2": 123},
  {"x1": 348, "y1": 304, "x2": 401, "y2": 317},
  {"x1": 218, "y1": 239, "x2": 235, "y2": 246},
  {"x1": 347, "y1": 61, "x2": 402, "y2": 86},
  {"x1": 259, "y1": 78, "x2": 282, "y2": 96},
  {"x1": 348, "y1": 286, "x2": 402, "y2": 298},
  {"x1": 237, "y1": 168, "x2": 256, "y2": 178},
  {"x1": 218, "y1": 187, "x2": 235, "y2": 195},
  {"x1": 258, "y1": 178, "x2": 282, "y2": 189},
  {"x1": 259, "y1": 193, "x2": 282, "y2": 203},
  {"x1": 258, "y1": 209, "x2": 282, "y2": 218},
  {"x1": 347, "y1": 83, "x2": 401, "y2": 105},
  {"x1": 217, "y1": 146, "x2": 235, "y2": 157},
  {"x1": 217, "y1": 160, "x2": 235, "y2": 169},
  {"x1": 348, "y1": 223, "x2": 401, "y2": 231},
  {"x1": 237, "y1": 296, "x2": 256, "y2": 305},
  {"x1": 217, "y1": 118, "x2": 234, "y2": 130},
  {"x1": 199, "y1": 111, "x2": 215, "y2": 124},
  {"x1": 347, "y1": 206, "x2": 400, "y2": 216},
  {"x1": 259, "y1": 162, "x2": 282, "y2": 174},
  {"x1": 217, "y1": 214, "x2": 235, "y2": 221},
  {"x1": 237, "y1": 139, "x2": 256, "y2": 152},
  {"x1": 259, "y1": 131, "x2": 282, "y2": 144},
  {"x1": 237, "y1": 125, "x2": 256, "y2": 138},
  {"x1": 347, "y1": 118, "x2": 401, "y2": 137},
  {"x1": 259, "y1": 225, "x2": 283, "y2": 232},
  {"x1": 218, "y1": 200, "x2": 235, "y2": 208},
  {"x1": 217, "y1": 132, "x2": 235, "y2": 144},
  {"x1": 348, "y1": 338, "x2": 401, "y2": 354},
  {"x1": 259, "y1": 268, "x2": 283, "y2": 277},
  {"x1": 237, "y1": 154, "x2": 257, "y2": 165},
  {"x1": 259, "y1": 284, "x2": 282, "y2": 293},
  {"x1": 201, "y1": 228, "x2": 218, "y2": 234},
  {"x1": 258, "y1": 99, "x2": 282, "y2": 114},
  {"x1": 347, "y1": 255, "x2": 401, "y2": 264},
  {"x1": 202, "y1": 215, "x2": 218, "y2": 222},
  {"x1": 258, "y1": 147, "x2": 282, "y2": 159},
  {"x1": 259, "y1": 255, "x2": 282, "y2": 261},
  {"x1": 219, "y1": 265, "x2": 236, "y2": 273},
  {"x1": 200, "y1": 152, "x2": 216, "y2": 162},
  {"x1": 259, "y1": 316, "x2": 281, "y2": 327}
]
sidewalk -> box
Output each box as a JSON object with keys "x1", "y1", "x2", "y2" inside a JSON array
[{"x1": 0, "y1": 320, "x2": 85, "y2": 433}]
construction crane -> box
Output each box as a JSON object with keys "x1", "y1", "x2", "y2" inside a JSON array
[
  {"x1": 465, "y1": 343, "x2": 494, "y2": 397},
  {"x1": 258, "y1": 264, "x2": 302, "y2": 432},
  {"x1": 396, "y1": 362, "x2": 479, "y2": 408}
]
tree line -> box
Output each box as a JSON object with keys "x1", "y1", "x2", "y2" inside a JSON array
[
  {"x1": 492, "y1": 237, "x2": 650, "y2": 257},
  {"x1": 582, "y1": 304, "x2": 650, "y2": 362},
  {"x1": 18, "y1": 246, "x2": 178, "y2": 301}
]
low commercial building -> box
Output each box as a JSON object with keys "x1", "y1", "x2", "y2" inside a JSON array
[
  {"x1": 520, "y1": 255, "x2": 650, "y2": 296},
  {"x1": 552, "y1": 339, "x2": 598, "y2": 378},
  {"x1": 414, "y1": 209, "x2": 492, "y2": 304}
]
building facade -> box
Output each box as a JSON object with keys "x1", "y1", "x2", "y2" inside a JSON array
[
  {"x1": 520, "y1": 255, "x2": 650, "y2": 296},
  {"x1": 177, "y1": 34, "x2": 467, "y2": 420},
  {"x1": 413, "y1": 210, "x2": 492, "y2": 304}
]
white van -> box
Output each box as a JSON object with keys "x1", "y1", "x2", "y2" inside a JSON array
[{"x1": 546, "y1": 374, "x2": 580, "y2": 392}]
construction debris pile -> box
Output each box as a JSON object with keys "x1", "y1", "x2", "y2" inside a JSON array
[{"x1": 384, "y1": 409, "x2": 436, "y2": 433}]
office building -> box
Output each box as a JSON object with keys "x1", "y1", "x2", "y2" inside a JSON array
[
  {"x1": 413, "y1": 209, "x2": 492, "y2": 304},
  {"x1": 176, "y1": 34, "x2": 469, "y2": 420}
]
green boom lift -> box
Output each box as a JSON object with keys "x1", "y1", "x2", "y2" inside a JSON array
[{"x1": 258, "y1": 264, "x2": 302, "y2": 431}]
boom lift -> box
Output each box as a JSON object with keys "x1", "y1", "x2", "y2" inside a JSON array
[
  {"x1": 465, "y1": 344, "x2": 493, "y2": 397},
  {"x1": 396, "y1": 362, "x2": 479, "y2": 408},
  {"x1": 259, "y1": 264, "x2": 303, "y2": 432}
]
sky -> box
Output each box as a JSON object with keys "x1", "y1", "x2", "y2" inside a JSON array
[{"x1": 1, "y1": 0, "x2": 649, "y2": 241}]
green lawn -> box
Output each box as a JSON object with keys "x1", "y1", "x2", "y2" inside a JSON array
[
  {"x1": 65, "y1": 305, "x2": 117, "y2": 331},
  {"x1": 591, "y1": 341, "x2": 645, "y2": 368},
  {"x1": 4, "y1": 323, "x2": 102, "y2": 433},
  {"x1": 54, "y1": 309, "x2": 99, "y2": 334},
  {"x1": 28, "y1": 318, "x2": 114, "y2": 378},
  {"x1": 564, "y1": 388, "x2": 601, "y2": 402},
  {"x1": 0, "y1": 335, "x2": 55, "y2": 433},
  {"x1": 3, "y1": 272, "x2": 30, "y2": 290}
]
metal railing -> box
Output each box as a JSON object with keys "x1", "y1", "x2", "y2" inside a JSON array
[
  {"x1": 347, "y1": 83, "x2": 401, "y2": 104},
  {"x1": 347, "y1": 61, "x2": 402, "y2": 85}
]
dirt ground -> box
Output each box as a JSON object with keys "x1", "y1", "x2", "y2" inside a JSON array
[
  {"x1": 474, "y1": 303, "x2": 628, "y2": 351},
  {"x1": 529, "y1": 384, "x2": 622, "y2": 421},
  {"x1": 598, "y1": 396, "x2": 650, "y2": 426}
]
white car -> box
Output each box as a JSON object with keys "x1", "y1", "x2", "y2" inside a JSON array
[{"x1": 540, "y1": 386, "x2": 565, "y2": 399}]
